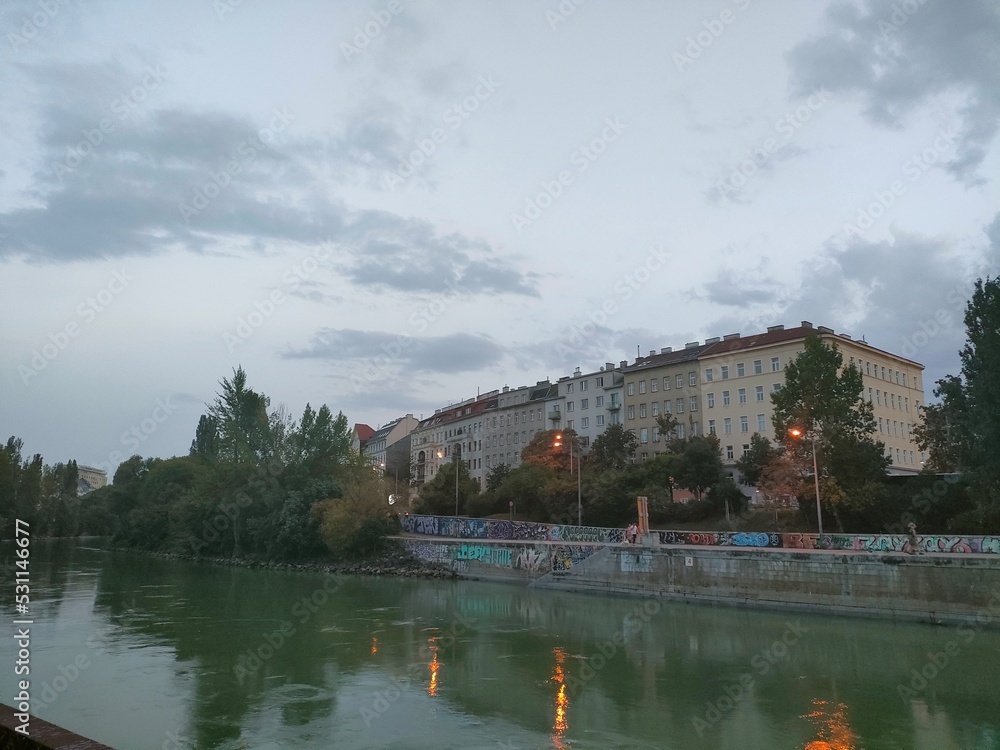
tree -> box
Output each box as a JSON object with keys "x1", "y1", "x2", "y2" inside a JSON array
[
  {"x1": 654, "y1": 413, "x2": 680, "y2": 441},
  {"x1": 521, "y1": 429, "x2": 574, "y2": 471},
  {"x1": 669, "y1": 434, "x2": 725, "y2": 500},
  {"x1": 757, "y1": 451, "x2": 809, "y2": 504},
  {"x1": 414, "y1": 460, "x2": 478, "y2": 516},
  {"x1": 772, "y1": 334, "x2": 888, "y2": 497},
  {"x1": 485, "y1": 462, "x2": 512, "y2": 492},
  {"x1": 314, "y1": 470, "x2": 394, "y2": 559},
  {"x1": 588, "y1": 424, "x2": 638, "y2": 470},
  {"x1": 735, "y1": 433, "x2": 778, "y2": 486},
  {"x1": 913, "y1": 375, "x2": 968, "y2": 472}
]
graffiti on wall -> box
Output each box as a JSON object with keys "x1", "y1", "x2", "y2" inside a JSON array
[
  {"x1": 456, "y1": 544, "x2": 512, "y2": 567},
  {"x1": 403, "y1": 515, "x2": 1000, "y2": 555}
]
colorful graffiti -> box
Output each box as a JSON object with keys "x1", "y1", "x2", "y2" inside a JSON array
[
  {"x1": 402, "y1": 515, "x2": 1000, "y2": 555},
  {"x1": 456, "y1": 544, "x2": 512, "y2": 567}
]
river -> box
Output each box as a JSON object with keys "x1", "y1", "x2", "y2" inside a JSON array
[{"x1": 2, "y1": 540, "x2": 998, "y2": 749}]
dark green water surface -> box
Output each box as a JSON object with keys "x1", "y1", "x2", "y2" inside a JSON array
[{"x1": 2, "y1": 541, "x2": 998, "y2": 749}]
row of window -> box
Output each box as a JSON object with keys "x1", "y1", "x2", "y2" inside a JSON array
[
  {"x1": 564, "y1": 375, "x2": 605, "y2": 394},
  {"x1": 627, "y1": 372, "x2": 698, "y2": 396},
  {"x1": 852, "y1": 358, "x2": 912, "y2": 389},
  {"x1": 705, "y1": 357, "x2": 781, "y2": 382},
  {"x1": 880, "y1": 419, "x2": 914, "y2": 439},
  {"x1": 566, "y1": 396, "x2": 606, "y2": 411},
  {"x1": 869, "y1": 388, "x2": 916, "y2": 412}
]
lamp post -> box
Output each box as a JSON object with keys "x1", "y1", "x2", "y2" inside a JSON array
[
  {"x1": 789, "y1": 424, "x2": 822, "y2": 536},
  {"x1": 436, "y1": 449, "x2": 460, "y2": 516},
  {"x1": 554, "y1": 433, "x2": 582, "y2": 526}
]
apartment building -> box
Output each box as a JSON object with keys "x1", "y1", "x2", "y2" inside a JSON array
[
  {"x1": 77, "y1": 465, "x2": 108, "y2": 496},
  {"x1": 622, "y1": 343, "x2": 714, "y2": 461},
  {"x1": 621, "y1": 322, "x2": 926, "y2": 475},
  {"x1": 556, "y1": 363, "x2": 624, "y2": 453},
  {"x1": 410, "y1": 393, "x2": 498, "y2": 488},
  {"x1": 362, "y1": 414, "x2": 419, "y2": 473}
]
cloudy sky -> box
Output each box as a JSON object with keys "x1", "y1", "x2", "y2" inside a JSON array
[{"x1": 1, "y1": 0, "x2": 997, "y2": 475}]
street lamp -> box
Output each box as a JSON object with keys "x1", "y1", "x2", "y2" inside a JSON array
[
  {"x1": 789, "y1": 424, "x2": 823, "y2": 536},
  {"x1": 437, "y1": 448, "x2": 460, "y2": 516},
  {"x1": 553, "y1": 432, "x2": 582, "y2": 527}
]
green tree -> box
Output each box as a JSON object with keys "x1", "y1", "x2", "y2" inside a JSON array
[
  {"x1": 771, "y1": 334, "x2": 888, "y2": 512},
  {"x1": 913, "y1": 375, "x2": 968, "y2": 472},
  {"x1": 485, "y1": 462, "x2": 512, "y2": 492},
  {"x1": 415, "y1": 460, "x2": 478, "y2": 516},
  {"x1": 521, "y1": 429, "x2": 573, "y2": 471},
  {"x1": 669, "y1": 434, "x2": 725, "y2": 501},
  {"x1": 735, "y1": 433, "x2": 778, "y2": 486},
  {"x1": 588, "y1": 424, "x2": 638, "y2": 470}
]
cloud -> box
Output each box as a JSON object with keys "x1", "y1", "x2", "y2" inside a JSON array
[
  {"x1": 285, "y1": 328, "x2": 505, "y2": 374},
  {"x1": 0, "y1": 60, "x2": 537, "y2": 298},
  {"x1": 788, "y1": 0, "x2": 1000, "y2": 185}
]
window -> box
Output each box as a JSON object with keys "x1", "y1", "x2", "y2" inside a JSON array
[
  {"x1": 754, "y1": 359, "x2": 762, "y2": 374},
  {"x1": 876, "y1": 390, "x2": 882, "y2": 405},
  {"x1": 691, "y1": 422, "x2": 699, "y2": 435},
  {"x1": 757, "y1": 414, "x2": 766, "y2": 432},
  {"x1": 652, "y1": 426, "x2": 660, "y2": 442},
  {"x1": 676, "y1": 424, "x2": 685, "y2": 439},
  {"x1": 891, "y1": 393, "x2": 896, "y2": 409},
  {"x1": 567, "y1": 383, "x2": 574, "y2": 393},
  {"x1": 596, "y1": 415, "x2": 605, "y2": 426},
  {"x1": 651, "y1": 401, "x2": 659, "y2": 416},
  {"x1": 755, "y1": 385, "x2": 764, "y2": 402},
  {"x1": 771, "y1": 357, "x2": 780, "y2": 372},
  {"x1": 676, "y1": 374, "x2": 684, "y2": 388},
  {"x1": 639, "y1": 403, "x2": 647, "y2": 418},
  {"x1": 596, "y1": 395, "x2": 604, "y2": 407},
  {"x1": 737, "y1": 363, "x2": 745, "y2": 377},
  {"x1": 707, "y1": 392, "x2": 715, "y2": 408},
  {"x1": 690, "y1": 396, "x2": 698, "y2": 412},
  {"x1": 882, "y1": 366, "x2": 886, "y2": 379},
  {"x1": 651, "y1": 379, "x2": 658, "y2": 393},
  {"x1": 567, "y1": 420, "x2": 573, "y2": 429},
  {"x1": 639, "y1": 380, "x2": 646, "y2": 394},
  {"x1": 689, "y1": 372, "x2": 697, "y2": 386},
  {"x1": 596, "y1": 376, "x2": 604, "y2": 387},
  {"x1": 723, "y1": 390, "x2": 731, "y2": 406},
  {"x1": 708, "y1": 419, "x2": 716, "y2": 435},
  {"x1": 663, "y1": 377, "x2": 670, "y2": 390},
  {"x1": 581, "y1": 398, "x2": 589, "y2": 410},
  {"x1": 905, "y1": 397, "x2": 909, "y2": 412},
  {"x1": 738, "y1": 388, "x2": 747, "y2": 404},
  {"x1": 740, "y1": 416, "x2": 748, "y2": 432},
  {"x1": 627, "y1": 406, "x2": 635, "y2": 420},
  {"x1": 724, "y1": 417, "x2": 732, "y2": 435},
  {"x1": 879, "y1": 417, "x2": 884, "y2": 433},
  {"x1": 705, "y1": 368, "x2": 714, "y2": 382},
  {"x1": 664, "y1": 400, "x2": 671, "y2": 414},
  {"x1": 721, "y1": 365, "x2": 729, "y2": 379},
  {"x1": 567, "y1": 401, "x2": 574, "y2": 412},
  {"x1": 627, "y1": 383, "x2": 634, "y2": 396},
  {"x1": 726, "y1": 445, "x2": 734, "y2": 460},
  {"x1": 771, "y1": 383, "x2": 781, "y2": 393},
  {"x1": 581, "y1": 417, "x2": 589, "y2": 428},
  {"x1": 640, "y1": 428, "x2": 648, "y2": 444},
  {"x1": 580, "y1": 380, "x2": 588, "y2": 391},
  {"x1": 866, "y1": 362, "x2": 872, "y2": 376},
  {"x1": 676, "y1": 398, "x2": 685, "y2": 413}
]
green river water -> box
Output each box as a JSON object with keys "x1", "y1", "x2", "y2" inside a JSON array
[{"x1": 2, "y1": 541, "x2": 998, "y2": 749}]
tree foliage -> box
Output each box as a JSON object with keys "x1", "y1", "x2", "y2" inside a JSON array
[
  {"x1": 588, "y1": 424, "x2": 637, "y2": 470},
  {"x1": 735, "y1": 433, "x2": 778, "y2": 486}
]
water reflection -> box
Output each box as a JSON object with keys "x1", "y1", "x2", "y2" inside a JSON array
[
  {"x1": 550, "y1": 647, "x2": 570, "y2": 748},
  {"x1": 802, "y1": 699, "x2": 859, "y2": 750},
  {"x1": 427, "y1": 638, "x2": 440, "y2": 697},
  {"x1": 2, "y1": 541, "x2": 999, "y2": 750}
]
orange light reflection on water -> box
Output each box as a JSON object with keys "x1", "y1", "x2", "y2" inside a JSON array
[
  {"x1": 427, "y1": 638, "x2": 440, "y2": 697},
  {"x1": 371, "y1": 637, "x2": 378, "y2": 655},
  {"x1": 550, "y1": 647, "x2": 570, "y2": 748},
  {"x1": 802, "y1": 699, "x2": 859, "y2": 750}
]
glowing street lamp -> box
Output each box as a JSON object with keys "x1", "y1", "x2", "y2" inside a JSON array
[
  {"x1": 789, "y1": 424, "x2": 823, "y2": 536},
  {"x1": 437, "y1": 448, "x2": 460, "y2": 516},
  {"x1": 553, "y1": 432, "x2": 582, "y2": 526}
]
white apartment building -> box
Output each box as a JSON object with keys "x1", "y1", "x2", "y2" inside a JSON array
[{"x1": 556, "y1": 363, "x2": 624, "y2": 453}]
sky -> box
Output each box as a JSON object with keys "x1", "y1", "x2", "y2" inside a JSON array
[{"x1": 1, "y1": 0, "x2": 998, "y2": 476}]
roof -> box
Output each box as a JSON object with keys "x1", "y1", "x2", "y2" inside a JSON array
[
  {"x1": 623, "y1": 343, "x2": 714, "y2": 373},
  {"x1": 353, "y1": 423, "x2": 375, "y2": 443}
]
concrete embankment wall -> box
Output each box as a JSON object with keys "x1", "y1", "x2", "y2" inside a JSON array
[{"x1": 402, "y1": 538, "x2": 1000, "y2": 628}]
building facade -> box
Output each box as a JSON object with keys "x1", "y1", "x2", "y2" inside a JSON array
[{"x1": 555, "y1": 364, "x2": 624, "y2": 453}]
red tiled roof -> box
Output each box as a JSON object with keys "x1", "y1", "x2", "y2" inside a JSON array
[{"x1": 353, "y1": 423, "x2": 375, "y2": 442}]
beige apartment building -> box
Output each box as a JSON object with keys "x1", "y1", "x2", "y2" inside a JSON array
[{"x1": 623, "y1": 322, "x2": 926, "y2": 475}]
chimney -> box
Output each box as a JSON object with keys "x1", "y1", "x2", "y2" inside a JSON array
[
  {"x1": 573, "y1": 367, "x2": 581, "y2": 376},
  {"x1": 649, "y1": 350, "x2": 656, "y2": 356},
  {"x1": 723, "y1": 333, "x2": 740, "y2": 341},
  {"x1": 605, "y1": 362, "x2": 615, "y2": 371},
  {"x1": 817, "y1": 325, "x2": 834, "y2": 333},
  {"x1": 705, "y1": 336, "x2": 721, "y2": 345},
  {"x1": 620, "y1": 360, "x2": 627, "y2": 369},
  {"x1": 685, "y1": 341, "x2": 699, "y2": 349},
  {"x1": 660, "y1": 347, "x2": 672, "y2": 354},
  {"x1": 801, "y1": 320, "x2": 813, "y2": 328},
  {"x1": 766, "y1": 325, "x2": 785, "y2": 332},
  {"x1": 502, "y1": 385, "x2": 509, "y2": 393}
]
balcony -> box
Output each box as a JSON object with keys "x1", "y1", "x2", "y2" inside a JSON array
[
  {"x1": 548, "y1": 410, "x2": 562, "y2": 421},
  {"x1": 606, "y1": 402, "x2": 620, "y2": 411}
]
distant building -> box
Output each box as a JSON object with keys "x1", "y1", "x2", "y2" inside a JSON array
[
  {"x1": 363, "y1": 415, "x2": 419, "y2": 474},
  {"x1": 351, "y1": 423, "x2": 375, "y2": 455},
  {"x1": 555, "y1": 363, "x2": 624, "y2": 453},
  {"x1": 77, "y1": 465, "x2": 108, "y2": 496}
]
